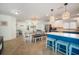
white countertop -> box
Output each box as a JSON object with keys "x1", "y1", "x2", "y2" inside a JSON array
[{"x1": 47, "y1": 32, "x2": 79, "y2": 39}]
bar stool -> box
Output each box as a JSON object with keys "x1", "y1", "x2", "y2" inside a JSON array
[
  {"x1": 55, "y1": 40, "x2": 69, "y2": 55},
  {"x1": 69, "y1": 44, "x2": 79, "y2": 55},
  {"x1": 47, "y1": 38, "x2": 56, "y2": 52}
]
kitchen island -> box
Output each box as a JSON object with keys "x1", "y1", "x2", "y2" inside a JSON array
[{"x1": 47, "y1": 32, "x2": 79, "y2": 55}]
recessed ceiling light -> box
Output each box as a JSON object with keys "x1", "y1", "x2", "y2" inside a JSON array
[
  {"x1": 15, "y1": 12, "x2": 18, "y2": 15},
  {"x1": 11, "y1": 10, "x2": 19, "y2": 15}
]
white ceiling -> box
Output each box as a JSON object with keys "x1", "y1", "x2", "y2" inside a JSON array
[{"x1": 0, "y1": 3, "x2": 79, "y2": 21}]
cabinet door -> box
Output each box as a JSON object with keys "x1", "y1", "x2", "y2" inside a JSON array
[
  {"x1": 64, "y1": 20, "x2": 77, "y2": 30},
  {"x1": 70, "y1": 22, "x2": 77, "y2": 29},
  {"x1": 64, "y1": 22, "x2": 70, "y2": 29}
]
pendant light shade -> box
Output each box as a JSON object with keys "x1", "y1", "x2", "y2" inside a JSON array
[
  {"x1": 49, "y1": 16, "x2": 55, "y2": 23},
  {"x1": 31, "y1": 16, "x2": 38, "y2": 25},
  {"x1": 62, "y1": 11, "x2": 70, "y2": 20},
  {"x1": 49, "y1": 9, "x2": 55, "y2": 24},
  {"x1": 62, "y1": 3, "x2": 70, "y2": 20}
]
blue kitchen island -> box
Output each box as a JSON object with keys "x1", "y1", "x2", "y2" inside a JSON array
[{"x1": 47, "y1": 32, "x2": 79, "y2": 55}]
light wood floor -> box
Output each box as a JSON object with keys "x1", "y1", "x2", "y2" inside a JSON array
[{"x1": 2, "y1": 36, "x2": 60, "y2": 55}]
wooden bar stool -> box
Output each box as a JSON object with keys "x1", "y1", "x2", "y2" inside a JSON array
[
  {"x1": 47, "y1": 37, "x2": 56, "y2": 52},
  {"x1": 55, "y1": 40, "x2": 69, "y2": 55},
  {"x1": 69, "y1": 44, "x2": 79, "y2": 55}
]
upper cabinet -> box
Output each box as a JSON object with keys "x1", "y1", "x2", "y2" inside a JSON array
[{"x1": 63, "y1": 20, "x2": 77, "y2": 30}]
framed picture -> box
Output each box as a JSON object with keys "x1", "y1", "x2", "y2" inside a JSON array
[{"x1": 0, "y1": 21, "x2": 7, "y2": 26}]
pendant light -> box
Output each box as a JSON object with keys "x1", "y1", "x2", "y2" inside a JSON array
[
  {"x1": 49, "y1": 9, "x2": 55, "y2": 24},
  {"x1": 62, "y1": 3, "x2": 70, "y2": 20},
  {"x1": 31, "y1": 16, "x2": 38, "y2": 26}
]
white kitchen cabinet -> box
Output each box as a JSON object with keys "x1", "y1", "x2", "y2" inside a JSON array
[{"x1": 63, "y1": 20, "x2": 77, "y2": 30}]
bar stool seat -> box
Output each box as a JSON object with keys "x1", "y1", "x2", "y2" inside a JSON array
[
  {"x1": 55, "y1": 40, "x2": 69, "y2": 55},
  {"x1": 69, "y1": 43, "x2": 79, "y2": 55},
  {"x1": 47, "y1": 38, "x2": 56, "y2": 52}
]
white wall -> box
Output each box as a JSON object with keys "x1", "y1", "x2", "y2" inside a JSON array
[
  {"x1": 74, "y1": 17, "x2": 79, "y2": 27},
  {"x1": 0, "y1": 14, "x2": 16, "y2": 41},
  {"x1": 17, "y1": 19, "x2": 46, "y2": 33},
  {"x1": 54, "y1": 20, "x2": 63, "y2": 27},
  {"x1": 16, "y1": 20, "x2": 32, "y2": 33},
  {"x1": 17, "y1": 22, "x2": 27, "y2": 32},
  {"x1": 36, "y1": 20, "x2": 45, "y2": 31}
]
